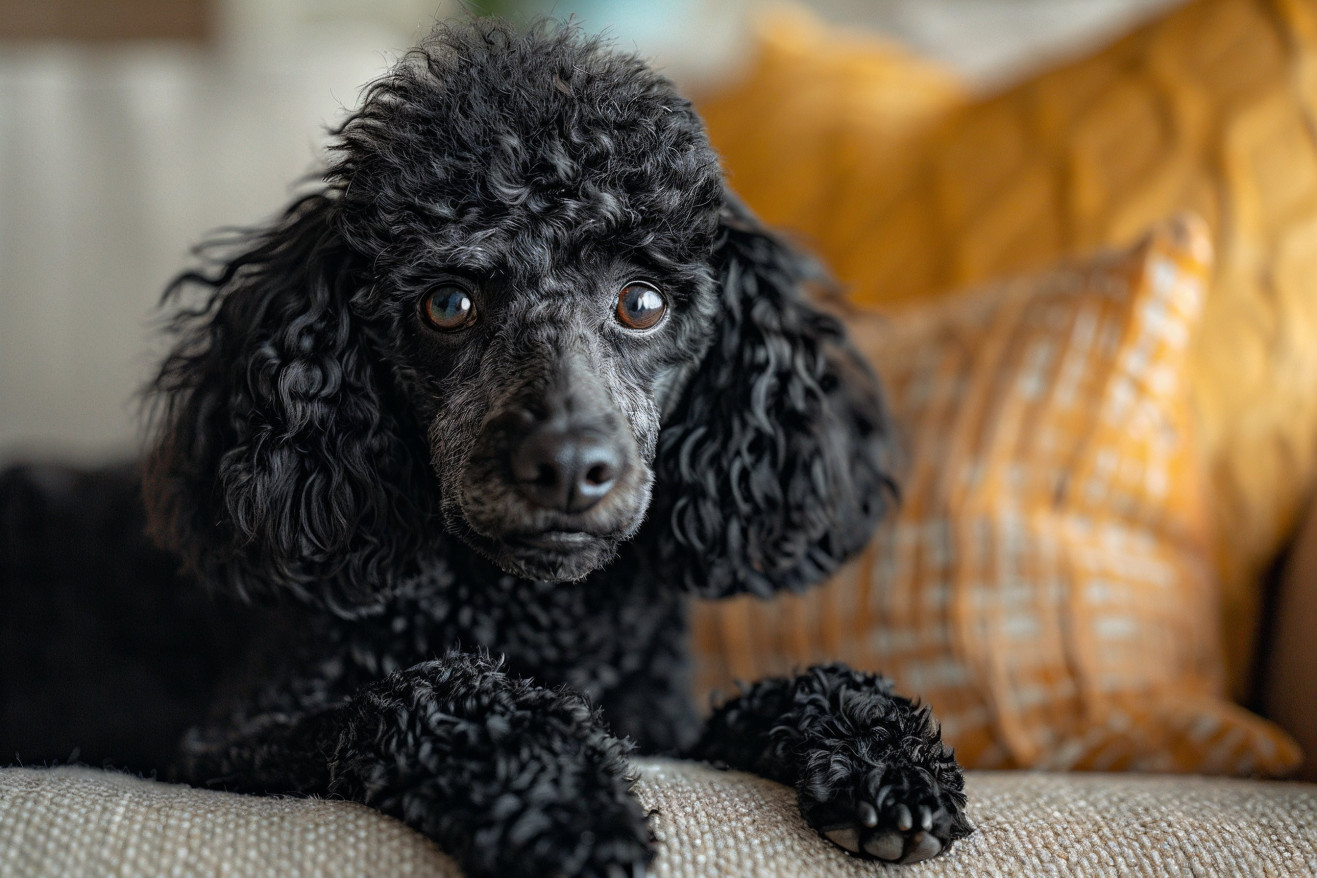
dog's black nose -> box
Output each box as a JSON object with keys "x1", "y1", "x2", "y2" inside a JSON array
[{"x1": 512, "y1": 426, "x2": 622, "y2": 513}]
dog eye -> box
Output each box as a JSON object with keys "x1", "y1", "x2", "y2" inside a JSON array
[
  {"x1": 420, "y1": 284, "x2": 477, "y2": 332},
  {"x1": 616, "y1": 282, "x2": 666, "y2": 331}
]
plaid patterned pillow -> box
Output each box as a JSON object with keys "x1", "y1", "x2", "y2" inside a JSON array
[
  {"x1": 704, "y1": 0, "x2": 1317, "y2": 695},
  {"x1": 691, "y1": 215, "x2": 1301, "y2": 776}
]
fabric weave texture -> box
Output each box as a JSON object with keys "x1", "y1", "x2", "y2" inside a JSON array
[{"x1": 2, "y1": 760, "x2": 1315, "y2": 877}]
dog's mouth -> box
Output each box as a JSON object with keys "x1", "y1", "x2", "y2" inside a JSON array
[
  {"x1": 448, "y1": 453, "x2": 654, "y2": 582},
  {"x1": 506, "y1": 530, "x2": 600, "y2": 551},
  {"x1": 491, "y1": 529, "x2": 622, "y2": 582},
  {"x1": 444, "y1": 482, "x2": 647, "y2": 581},
  {"x1": 436, "y1": 394, "x2": 656, "y2": 582}
]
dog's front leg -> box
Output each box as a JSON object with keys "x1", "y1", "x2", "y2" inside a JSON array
[
  {"x1": 687, "y1": 663, "x2": 973, "y2": 864},
  {"x1": 179, "y1": 651, "x2": 651, "y2": 878}
]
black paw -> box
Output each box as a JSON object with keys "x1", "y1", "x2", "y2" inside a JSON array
[
  {"x1": 802, "y1": 758, "x2": 972, "y2": 865},
  {"x1": 328, "y1": 654, "x2": 655, "y2": 878},
  {"x1": 577, "y1": 859, "x2": 649, "y2": 878},
  {"x1": 569, "y1": 829, "x2": 653, "y2": 878},
  {"x1": 557, "y1": 797, "x2": 654, "y2": 878},
  {"x1": 816, "y1": 794, "x2": 944, "y2": 864}
]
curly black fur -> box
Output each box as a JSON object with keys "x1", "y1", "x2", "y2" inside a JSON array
[
  {"x1": 1, "y1": 18, "x2": 970, "y2": 877},
  {"x1": 696, "y1": 665, "x2": 973, "y2": 864}
]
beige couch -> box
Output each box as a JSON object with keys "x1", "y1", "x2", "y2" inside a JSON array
[{"x1": 2, "y1": 758, "x2": 1314, "y2": 876}]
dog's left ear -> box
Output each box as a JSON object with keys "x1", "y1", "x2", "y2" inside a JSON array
[{"x1": 649, "y1": 195, "x2": 897, "y2": 597}]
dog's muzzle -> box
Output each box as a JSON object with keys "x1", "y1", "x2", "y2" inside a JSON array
[
  {"x1": 510, "y1": 419, "x2": 624, "y2": 513},
  {"x1": 449, "y1": 349, "x2": 651, "y2": 581}
]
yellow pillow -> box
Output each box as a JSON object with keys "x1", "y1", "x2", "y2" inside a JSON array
[
  {"x1": 694, "y1": 3, "x2": 964, "y2": 245},
  {"x1": 710, "y1": 0, "x2": 1317, "y2": 697},
  {"x1": 691, "y1": 216, "x2": 1301, "y2": 776}
]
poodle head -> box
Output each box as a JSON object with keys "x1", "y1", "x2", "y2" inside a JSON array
[
  {"x1": 334, "y1": 21, "x2": 725, "y2": 581},
  {"x1": 144, "y1": 19, "x2": 894, "y2": 613}
]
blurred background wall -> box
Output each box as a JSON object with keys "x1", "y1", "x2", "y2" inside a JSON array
[{"x1": 0, "y1": 0, "x2": 1184, "y2": 462}]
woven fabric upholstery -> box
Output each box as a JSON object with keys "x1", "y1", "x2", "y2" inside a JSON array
[
  {"x1": 0, "y1": 764, "x2": 459, "y2": 877},
  {"x1": 692, "y1": 216, "x2": 1300, "y2": 776},
  {"x1": 2, "y1": 760, "x2": 1315, "y2": 877},
  {"x1": 702, "y1": 0, "x2": 1317, "y2": 693}
]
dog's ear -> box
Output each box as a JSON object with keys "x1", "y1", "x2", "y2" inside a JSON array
[
  {"x1": 649, "y1": 195, "x2": 897, "y2": 598},
  {"x1": 144, "y1": 193, "x2": 428, "y2": 614}
]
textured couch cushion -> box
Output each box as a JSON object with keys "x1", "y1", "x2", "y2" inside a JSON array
[
  {"x1": 703, "y1": 0, "x2": 1317, "y2": 697},
  {"x1": 693, "y1": 215, "x2": 1299, "y2": 776},
  {"x1": 2, "y1": 760, "x2": 1315, "y2": 877}
]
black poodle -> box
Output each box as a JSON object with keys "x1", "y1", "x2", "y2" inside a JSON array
[{"x1": 1, "y1": 18, "x2": 970, "y2": 877}]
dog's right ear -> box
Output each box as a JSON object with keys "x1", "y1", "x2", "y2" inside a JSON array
[{"x1": 144, "y1": 193, "x2": 428, "y2": 615}]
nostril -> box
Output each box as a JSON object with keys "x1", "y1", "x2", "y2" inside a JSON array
[
  {"x1": 570, "y1": 443, "x2": 620, "y2": 513},
  {"x1": 584, "y1": 462, "x2": 614, "y2": 487},
  {"x1": 533, "y1": 463, "x2": 559, "y2": 488}
]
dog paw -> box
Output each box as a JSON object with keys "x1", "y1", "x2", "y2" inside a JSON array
[
  {"x1": 564, "y1": 808, "x2": 654, "y2": 878},
  {"x1": 568, "y1": 837, "x2": 652, "y2": 878},
  {"x1": 801, "y1": 759, "x2": 972, "y2": 865},
  {"x1": 816, "y1": 795, "x2": 946, "y2": 864},
  {"x1": 573, "y1": 858, "x2": 648, "y2": 878}
]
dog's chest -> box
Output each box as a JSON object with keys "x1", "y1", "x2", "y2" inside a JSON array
[{"x1": 327, "y1": 565, "x2": 677, "y2": 703}]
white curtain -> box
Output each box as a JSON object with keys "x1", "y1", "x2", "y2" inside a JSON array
[{"x1": 0, "y1": 30, "x2": 399, "y2": 460}]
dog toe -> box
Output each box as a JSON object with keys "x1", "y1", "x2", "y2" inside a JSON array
[
  {"x1": 862, "y1": 831, "x2": 904, "y2": 861},
  {"x1": 901, "y1": 831, "x2": 943, "y2": 864},
  {"x1": 823, "y1": 826, "x2": 862, "y2": 854}
]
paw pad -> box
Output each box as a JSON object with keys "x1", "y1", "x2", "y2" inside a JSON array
[{"x1": 820, "y1": 800, "x2": 945, "y2": 864}]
